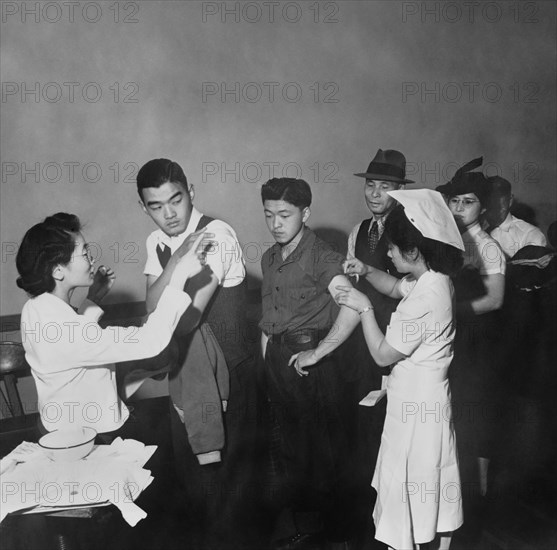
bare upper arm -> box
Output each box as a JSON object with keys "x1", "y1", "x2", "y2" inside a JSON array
[{"x1": 328, "y1": 274, "x2": 353, "y2": 298}]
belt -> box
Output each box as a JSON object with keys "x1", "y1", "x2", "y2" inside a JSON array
[{"x1": 267, "y1": 328, "x2": 329, "y2": 348}]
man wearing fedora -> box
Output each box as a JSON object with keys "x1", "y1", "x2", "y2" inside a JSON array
[{"x1": 342, "y1": 149, "x2": 413, "y2": 544}]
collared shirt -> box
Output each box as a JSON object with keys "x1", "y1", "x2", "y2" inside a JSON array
[
  {"x1": 462, "y1": 222, "x2": 506, "y2": 276},
  {"x1": 21, "y1": 286, "x2": 191, "y2": 433},
  {"x1": 347, "y1": 213, "x2": 388, "y2": 259},
  {"x1": 260, "y1": 227, "x2": 344, "y2": 336},
  {"x1": 144, "y1": 206, "x2": 245, "y2": 288},
  {"x1": 490, "y1": 213, "x2": 547, "y2": 259}
]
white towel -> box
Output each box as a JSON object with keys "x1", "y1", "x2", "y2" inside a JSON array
[{"x1": 0, "y1": 438, "x2": 157, "y2": 525}]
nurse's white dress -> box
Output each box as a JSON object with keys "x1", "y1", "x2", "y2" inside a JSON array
[{"x1": 372, "y1": 271, "x2": 463, "y2": 549}]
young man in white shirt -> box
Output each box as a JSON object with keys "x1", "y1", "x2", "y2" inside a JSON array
[{"x1": 137, "y1": 158, "x2": 258, "y2": 548}]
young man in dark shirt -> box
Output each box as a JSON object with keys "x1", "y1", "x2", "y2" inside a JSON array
[{"x1": 260, "y1": 177, "x2": 360, "y2": 547}]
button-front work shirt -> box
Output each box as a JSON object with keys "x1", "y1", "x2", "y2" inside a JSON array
[{"x1": 260, "y1": 228, "x2": 344, "y2": 336}]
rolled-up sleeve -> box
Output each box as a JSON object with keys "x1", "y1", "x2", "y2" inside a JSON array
[
  {"x1": 204, "y1": 221, "x2": 245, "y2": 286},
  {"x1": 144, "y1": 233, "x2": 163, "y2": 277}
]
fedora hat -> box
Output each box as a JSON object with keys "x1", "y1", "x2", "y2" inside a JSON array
[{"x1": 354, "y1": 149, "x2": 414, "y2": 184}]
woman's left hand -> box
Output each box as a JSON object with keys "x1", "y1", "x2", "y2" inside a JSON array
[
  {"x1": 334, "y1": 285, "x2": 372, "y2": 313},
  {"x1": 88, "y1": 266, "x2": 116, "y2": 304},
  {"x1": 289, "y1": 350, "x2": 319, "y2": 377}
]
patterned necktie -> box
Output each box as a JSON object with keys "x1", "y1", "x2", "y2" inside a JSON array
[
  {"x1": 368, "y1": 221, "x2": 379, "y2": 255},
  {"x1": 156, "y1": 243, "x2": 172, "y2": 269}
]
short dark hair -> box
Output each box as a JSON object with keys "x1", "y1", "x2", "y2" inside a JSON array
[
  {"x1": 261, "y1": 178, "x2": 312, "y2": 209},
  {"x1": 16, "y1": 213, "x2": 82, "y2": 297},
  {"x1": 137, "y1": 158, "x2": 188, "y2": 201},
  {"x1": 487, "y1": 175, "x2": 512, "y2": 198},
  {"x1": 385, "y1": 208, "x2": 463, "y2": 277}
]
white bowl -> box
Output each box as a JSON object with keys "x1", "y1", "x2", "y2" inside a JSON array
[{"x1": 39, "y1": 427, "x2": 97, "y2": 461}]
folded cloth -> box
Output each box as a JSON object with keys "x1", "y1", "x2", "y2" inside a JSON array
[
  {"x1": 0, "y1": 438, "x2": 156, "y2": 526},
  {"x1": 169, "y1": 323, "x2": 229, "y2": 464},
  {"x1": 508, "y1": 247, "x2": 557, "y2": 291},
  {"x1": 0, "y1": 442, "x2": 43, "y2": 475}
]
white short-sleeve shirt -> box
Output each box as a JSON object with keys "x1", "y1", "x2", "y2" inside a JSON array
[
  {"x1": 490, "y1": 213, "x2": 547, "y2": 259},
  {"x1": 144, "y1": 207, "x2": 246, "y2": 288}
]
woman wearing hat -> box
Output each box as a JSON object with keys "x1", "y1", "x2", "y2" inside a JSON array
[
  {"x1": 291, "y1": 189, "x2": 464, "y2": 549},
  {"x1": 437, "y1": 159, "x2": 506, "y2": 504}
]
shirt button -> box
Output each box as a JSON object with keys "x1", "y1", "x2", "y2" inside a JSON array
[
  {"x1": 278, "y1": 268, "x2": 283, "y2": 273},
  {"x1": 301, "y1": 294, "x2": 305, "y2": 299}
]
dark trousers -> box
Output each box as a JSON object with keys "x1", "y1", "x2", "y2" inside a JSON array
[
  {"x1": 338, "y1": 326, "x2": 387, "y2": 481},
  {"x1": 263, "y1": 337, "x2": 352, "y2": 541},
  {"x1": 170, "y1": 354, "x2": 260, "y2": 550},
  {"x1": 450, "y1": 314, "x2": 504, "y2": 461},
  {"x1": 337, "y1": 328, "x2": 387, "y2": 545}
]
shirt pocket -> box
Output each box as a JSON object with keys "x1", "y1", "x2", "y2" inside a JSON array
[{"x1": 288, "y1": 286, "x2": 317, "y2": 303}]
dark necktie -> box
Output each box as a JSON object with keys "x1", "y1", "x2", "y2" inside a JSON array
[
  {"x1": 368, "y1": 221, "x2": 379, "y2": 255},
  {"x1": 157, "y1": 243, "x2": 171, "y2": 269}
]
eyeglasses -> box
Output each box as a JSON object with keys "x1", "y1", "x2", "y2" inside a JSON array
[{"x1": 449, "y1": 198, "x2": 480, "y2": 208}]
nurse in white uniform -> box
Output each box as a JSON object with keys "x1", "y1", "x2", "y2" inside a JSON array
[
  {"x1": 339, "y1": 189, "x2": 465, "y2": 550},
  {"x1": 16, "y1": 212, "x2": 210, "y2": 435}
]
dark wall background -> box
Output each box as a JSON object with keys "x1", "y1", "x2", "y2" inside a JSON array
[{"x1": 1, "y1": 0, "x2": 556, "y2": 314}]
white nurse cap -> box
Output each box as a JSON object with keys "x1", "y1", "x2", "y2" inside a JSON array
[{"x1": 387, "y1": 189, "x2": 465, "y2": 251}]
